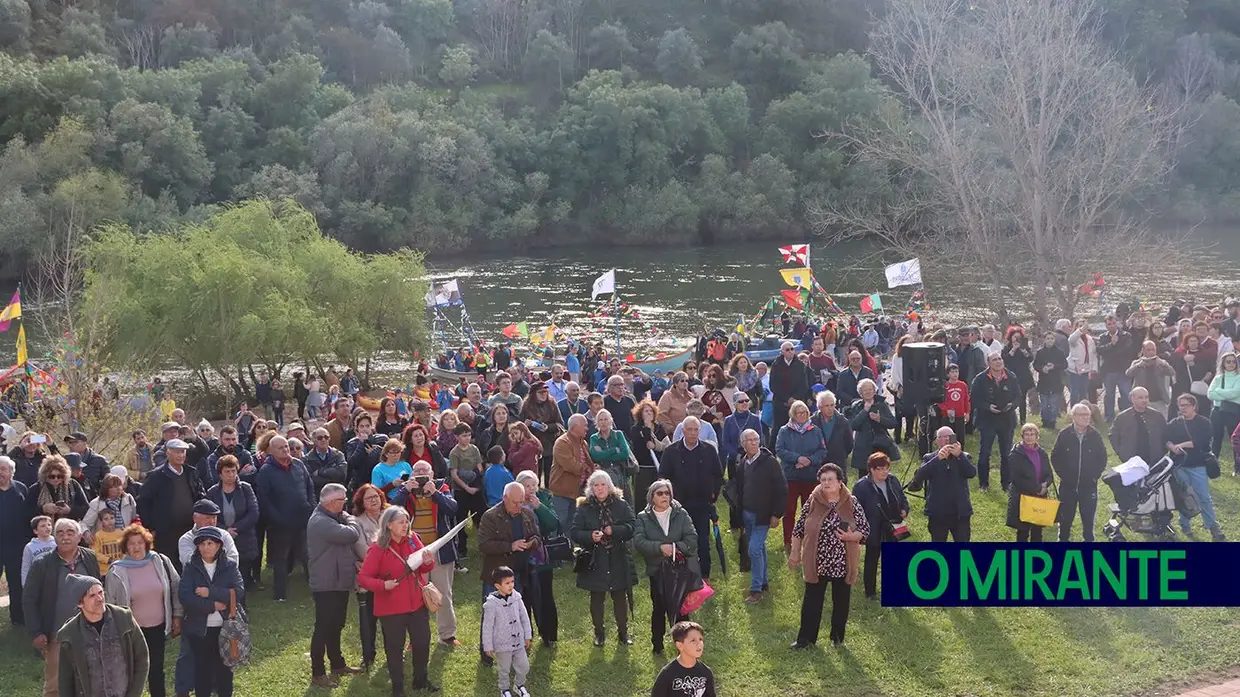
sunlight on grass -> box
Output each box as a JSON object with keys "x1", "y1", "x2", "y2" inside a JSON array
[{"x1": 4, "y1": 427, "x2": 1240, "y2": 696}]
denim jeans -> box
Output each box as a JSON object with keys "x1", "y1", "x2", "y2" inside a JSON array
[
  {"x1": 1175, "y1": 466, "x2": 1218, "y2": 532},
  {"x1": 1067, "y1": 371, "x2": 1089, "y2": 406},
  {"x1": 742, "y1": 510, "x2": 770, "y2": 592},
  {"x1": 551, "y1": 495, "x2": 577, "y2": 536},
  {"x1": 1038, "y1": 392, "x2": 1060, "y2": 425},
  {"x1": 1102, "y1": 373, "x2": 1132, "y2": 421}
]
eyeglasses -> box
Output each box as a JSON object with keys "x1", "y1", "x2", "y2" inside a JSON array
[
  {"x1": 654, "y1": 490, "x2": 671, "y2": 497},
  {"x1": 46, "y1": 474, "x2": 64, "y2": 480},
  {"x1": 782, "y1": 348, "x2": 794, "y2": 353},
  {"x1": 363, "y1": 495, "x2": 382, "y2": 502},
  {"x1": 315, "y1": 435, "x2": 330, "y2": 440},
  {"x1": 675, "y1": 379, "x2": 688, "y2": 384}
]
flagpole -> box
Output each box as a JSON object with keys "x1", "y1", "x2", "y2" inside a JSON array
[{"x1": 614, "y1": 293, "x2": 621, "y2": 358}]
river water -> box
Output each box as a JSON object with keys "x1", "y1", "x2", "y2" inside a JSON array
[{"x1": 426, "y1": 230, "x2": 1240, "y2": 354}]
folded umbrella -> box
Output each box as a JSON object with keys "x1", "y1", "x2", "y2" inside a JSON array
[
  {"x1": 712, "y1": 521, "x2": 727, "y2": 575},
  {"x1": 656, "y1": 558, "x2": 694, "y2": 629}
]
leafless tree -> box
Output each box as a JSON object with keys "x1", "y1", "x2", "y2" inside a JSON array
[{"x1": 811, "y1": 0, "x2": 1190, "y2": 326}]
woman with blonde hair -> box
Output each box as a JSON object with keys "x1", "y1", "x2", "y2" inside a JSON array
[{"x1": 570, "y1": 470, "x2": 638, "y2": 646}]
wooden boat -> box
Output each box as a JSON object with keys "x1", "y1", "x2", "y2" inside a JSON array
[{"x1": 625, "y1": 346, "x2": 695, "y2": 375}]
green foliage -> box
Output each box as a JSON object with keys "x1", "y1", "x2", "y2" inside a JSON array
[
  {"x1": 84, "y1": 199, "x2": 428, "y2": 395},
  {"x1": 0, "y1": 0, "x2": 1232, "y2": 279}
]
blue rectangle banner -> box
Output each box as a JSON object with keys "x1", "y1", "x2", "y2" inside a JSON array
[{"x1": 880, "y1": 543, "x2": 1240, "y2": 607}]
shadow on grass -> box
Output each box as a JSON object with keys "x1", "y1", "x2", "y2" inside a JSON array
[{"x1": 947, "y1": 606, "x2": 1039, "y2": 691}]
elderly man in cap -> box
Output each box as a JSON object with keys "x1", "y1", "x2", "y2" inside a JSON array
[
  {"x1": 172, "y1": 499, "x2": 239, "y2": 697},
  {"x1": 285, "y1": 421, "x2": 308, "y2": 442},
  {"x1": 257, "y1": 435, "x2": 315, "y2": 601},
  {"x1": 152, "y1": 422, "x2": 182, "y2": 469},
  {"x1": 138, "y1": 439, "x2": 205, "y2": 571},
  {"x1": 61, "y1": 432, "x2": 109, "y2": 497},
  {"x1": 57, "y1": 573, "x2": 148, "y2": 697},
  {"x1": 23, "y1": 518, "x2": 101, "y2": 697}
]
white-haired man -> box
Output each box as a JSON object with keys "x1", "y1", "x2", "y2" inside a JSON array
[{"x1": 306, "y1": 483, "x2": 366, "y2": 687}]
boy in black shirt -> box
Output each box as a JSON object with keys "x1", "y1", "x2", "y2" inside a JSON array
[{"x1": 652, "y1": 621, "x2": 717, "y2": 697}]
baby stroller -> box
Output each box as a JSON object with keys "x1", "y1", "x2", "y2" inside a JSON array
[{"x1": 1101, "y1": 455, "x2": 1189, "y2": 542}]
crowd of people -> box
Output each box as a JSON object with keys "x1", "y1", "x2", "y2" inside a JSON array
[{"x1": 1, "y1": 296, "x2": 1239, "y2": 696}]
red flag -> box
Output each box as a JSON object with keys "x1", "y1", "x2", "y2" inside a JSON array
[{"x1": 781, "y1": 289, "x2": 803, "y2": 310}]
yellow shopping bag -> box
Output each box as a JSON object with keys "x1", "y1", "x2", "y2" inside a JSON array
[{"x1": 1019, "y1": 494, "x2": 1060, "y2": 527}]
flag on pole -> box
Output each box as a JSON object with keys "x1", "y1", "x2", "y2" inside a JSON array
[
  {"x1": 781, "y1": 289, "x2": 804, "y2": 310},
  {"x1": 0, "y1": 289, "x2": 20, "y2": 332},
  {"x1": 501, "y1": 322, "x2": 529, "y2": 339},
  {"x1": 778, "y1": 244, "x2": 809, "y2": 265},
  {"x1": 591, "y1": 270, "x2": 616, "y2": 298},
  {"x1": 860, "y1": 293, "x2": 882, "y2": 313},
  {"x1": 780, "y1": 267, "x2": 813, "y2": 289},
  {"x1": 735, "y1": 315, "x2": 746, "y2": 336},
  {"x1": 884, "y1": 258, "x2": 923, "y2": 288},
  {"x1": 541, "y1": 325, "x2": 558, "y2": 344},
  {"x1": 16, "y1": 324, "x2": 27, "y2": 366}
]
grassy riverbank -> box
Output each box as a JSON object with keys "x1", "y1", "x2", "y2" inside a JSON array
[{"x1": 4, "y1": 426, "x2": 1240, "y2": 697}]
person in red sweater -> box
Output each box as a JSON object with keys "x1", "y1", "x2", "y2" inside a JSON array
[
  {"x1": 358, "y1": 506, "x2": 439, "y2": 695},
  {"x1": 935, "y1": 364, "x2": 970, "y2": 443}
]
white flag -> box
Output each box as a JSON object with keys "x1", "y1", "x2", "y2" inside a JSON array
[
  {"x1": 592, "y1": 269, "x2": 616, "y2": 298},
  {"x1": 885, "y1": 258, "x2": 922, "y2": 288}
]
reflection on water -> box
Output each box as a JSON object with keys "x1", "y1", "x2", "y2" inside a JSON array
[{"x1": 428, "y1": 232, "x2": 1240, "y2": 351}]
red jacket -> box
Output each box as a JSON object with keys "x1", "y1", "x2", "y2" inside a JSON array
[
  {"x1": 358, "y1": 535, "x2": 436, "y2": 616},
  {"x1": 939, "y1": 379, "x2": 970, "y2": 419}
]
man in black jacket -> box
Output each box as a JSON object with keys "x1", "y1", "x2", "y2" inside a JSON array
[
  {"x1": 907, "y1": 427, "x2": 975, "y2": 542},
  {"x1": 834, "y1": 351, "x2": 875, "y2": 405},
  {"x1": 1051, "y1": 403, "x2": 1108, "y2": 542},
  {"x1": 305, "y1": 426, "x2": 348, "y2": 495},
  {"x1": 734, "y1": 429, "x2": 786, "y2": 604},
  {"x1": 1097, "y1": 314, "x2": 1134, "y2": 422},
  {"x1": 137, "y1": 439, "x2": 205, "y2": 571},
  {"x1": 660, "y1": 417, "x2": 723, "y2": 580},
  {"x1": 768, "y1": 341, "x2": 813, "y2": 448},
  {"x1": 203, "y1": 425, "x2": 255, "y2": 489},
  {"x1": 970, "y1": 352, "x2": 1023, "y2": 492},
  {"x1": 61, "y1": 432, "x2": 108, "y2": 494}
]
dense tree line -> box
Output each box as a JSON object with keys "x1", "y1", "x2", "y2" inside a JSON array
[{"x1": 0, "y1": 0, "x2": 1237, "y2": 276}]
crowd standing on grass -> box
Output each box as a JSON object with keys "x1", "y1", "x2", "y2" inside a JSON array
[{"x1": 2, "y1": 297, "x2": 1240, "y2": 695}]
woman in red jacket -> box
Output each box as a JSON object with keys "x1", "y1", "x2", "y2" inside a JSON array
[{"x1": 358, "y1": 506, "x2": 438, "y2": 695}]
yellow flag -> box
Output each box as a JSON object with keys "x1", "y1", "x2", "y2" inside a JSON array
[
  {"x1": 780, "y1": 267, "x2": 813, "y2": 289},
  {"x1": 16, "y1": 324, "x2": 27, "y2": 365},
  {"x1": 542, "y1": 325, "x2": 557, "y2": 344}
]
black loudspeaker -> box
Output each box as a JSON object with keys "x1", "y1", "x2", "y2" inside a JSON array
[{"x1": 902, "y1": 342, "x2": 947, "y2": 406}]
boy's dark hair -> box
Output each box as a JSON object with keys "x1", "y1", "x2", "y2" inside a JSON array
[
  {"x1": 98, "y1": 509, "x2": 115, "y2": 520},
  {"x1": 947, "y1": 363, "x2": 959, "y2": 373},
  {"x1": 671, "y1": 621, "x2": 704, "y2": 645},
  {"x1": 492, "y1": 565, "x2": 515, "y2": 583},
  {"x1": 31, "y1": 515, "x2": 51, "y2": 531},
  {"x1": 487, "y1": 445, "x2": 505, "y2": 464},
  {"x1": 453, "y1": 423, "x2": 473, "y2": 436}
]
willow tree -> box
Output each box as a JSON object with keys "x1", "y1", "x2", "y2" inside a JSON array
[
  {"x1": 811, "y1": 0, "x2": 1186, "y2": 326},
  {"x1": 84, "y1": 199, "x2": 428, "y2": 399}
]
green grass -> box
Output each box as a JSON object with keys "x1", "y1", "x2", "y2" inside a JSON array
[{"x1": 5, "y1": 424, "x2": 1240, "y2": 697}]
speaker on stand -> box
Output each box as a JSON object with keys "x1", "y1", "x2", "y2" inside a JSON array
[{"x1": 901, "y1": 342, "x2": 948, "y2": 460}]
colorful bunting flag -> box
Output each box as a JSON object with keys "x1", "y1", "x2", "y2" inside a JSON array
[
  {"x1": 778, "y1": 244, "x2": 809, "y2": 265},
  {"x1": 780, "y1": 267, "x2": 814, "y2": 289},
  {"x1": 501, "y1": 322, "x2": 529, "y2": 339},
  {"x1": 860, "y1": 293, "x2": 883, "y2": 313},
  {"x1": 0, "y1": 289, "x2": 20, "y2": 332}
]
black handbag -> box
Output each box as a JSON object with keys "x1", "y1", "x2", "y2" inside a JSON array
[
  {"x1": 543, "y1": 535, "x2": 573, "y2": 563},
  {"x1": 1219, "y1": 400, "x2": 1240, "y2": 417},
  {"x1": 572, "y1": 546, "x2": 595, "y2": 574},
  {"x1": 1205, "y1": 452, "x2": 1221, "y2": 479}
]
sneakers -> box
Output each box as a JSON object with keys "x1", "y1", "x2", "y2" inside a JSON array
[
  {"x1": 744, "y1": 591, "x2": 762, "y2": 605},
  {"x1": 500, "y1": 691, "x2": 513, "y2": 697},
  {"x1": 1211, "y1": 527, "x2": 1227, "y2": 542},
  {"x1": 516, "y1": 687, "x2": 531, "y2": 697},
  {"x1": 332, "y1": 666, "x2": 364, "y2": 676},
  {"x1": 439, "y1": 637, "x2": 462, "y2": 648}
]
